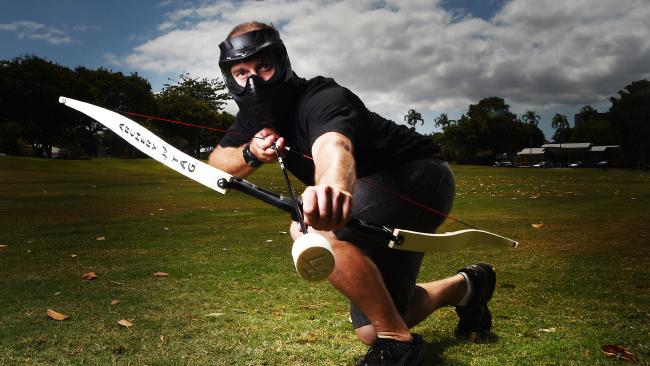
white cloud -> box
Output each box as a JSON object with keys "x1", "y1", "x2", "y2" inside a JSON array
[
  {"x1": 119, "y1": 0, "x2": 650, "y2": 132},
  {"x1": 0, "y1": 21, "x2": 74, "y2": 45}
]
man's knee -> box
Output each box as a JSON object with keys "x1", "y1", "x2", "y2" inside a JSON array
[{"x1": 355, "y1": 325, "x2": 377, "y2": 346}]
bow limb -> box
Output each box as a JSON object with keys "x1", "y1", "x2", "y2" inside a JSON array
[
  {"x1": 389, "y1": 228, "x2": 519, "y2": 253},
  {"x1": 59, "y1": 97, "x2": 233, "y2": 194}
]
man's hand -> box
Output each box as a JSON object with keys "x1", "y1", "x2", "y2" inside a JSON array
[
  {"x1": 249, "y1": 127, "x2": 286, "y2": 163},
  {"x1": 302, "y1": 185, "x2": 352, "y2": 231}
]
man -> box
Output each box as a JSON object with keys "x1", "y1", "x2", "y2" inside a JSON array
[{"x1": 209, "y1": 21, "x2": 496, "y2": 366}]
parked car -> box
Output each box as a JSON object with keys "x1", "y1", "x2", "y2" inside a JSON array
[
  {"x1": 494, "y1": 161, "x2": 513, "y2": 167},
  {"x1": 569, "y1": 161, "x2": 583, "y2": 168},
  {"x1": 533, "y1": 161, "x2": 554, "y2": 168}
]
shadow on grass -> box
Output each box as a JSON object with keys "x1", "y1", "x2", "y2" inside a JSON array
[{"x1": 423, "y1": 332, "x2": 499, "y2": 365}]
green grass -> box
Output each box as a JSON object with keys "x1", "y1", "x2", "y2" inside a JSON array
[{"x1": 1, "y1": 156, "x2": 649, "y2": 365}]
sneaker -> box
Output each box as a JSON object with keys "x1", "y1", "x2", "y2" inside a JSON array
[
  {"x1": 455, "y1": 263, "x2": 496, "y2": 338},
  {"x1": 356, "y1": 334, "x2": 425, "y2": 366}
]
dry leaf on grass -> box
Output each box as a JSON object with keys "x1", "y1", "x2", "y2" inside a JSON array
[
  {"x1": 117, "y1": 319, "x2": 133, "y2": 327},
  {"x1": 111, "y1": 299, "x2": 121, "y2": 305},
  {"x1": 0, "y1": 245, "x2": 8, "y2": 248},
  {"x1": 539, "y1": 327, "x2": 556, "y2": 333},
  {"x1": 601, "y1": 345, "x2": 638, "y2": 362},
  {"x1": 82, "y1": 272, "x2": 98, "y2": 280},
  {"x1": 152, "y1": 272, "x2": 169, "y2": 277},
  {"x1": 47, "y1": 308, "x2": 69, "y2": 321},
  {"x1": 96, "y1": 236, "x2": 106, "y2": 241},
  {"x1": 206, "y1": 312, "x2": 225, "y2": 317},
  {"x1": 531, "y1": 223, "x2": 544, "y2": 229},
  {"x1": 68, "y1": 346, "x2": 84, "y2": 356}
]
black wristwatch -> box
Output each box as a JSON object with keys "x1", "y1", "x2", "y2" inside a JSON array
[{"x1": 242, "y1": 144, "x2": 263, "y2": 167}]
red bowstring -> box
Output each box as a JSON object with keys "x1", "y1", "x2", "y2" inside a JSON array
[
  {"x1": 126, "y1": 112, "x2": 229, "y2": 133},
  {"x1": 126, "y1": 111, "x2": 314, "y2": 161},
  {"x1": 126, "y1": 111, "x2": 472, "y2": 229}
]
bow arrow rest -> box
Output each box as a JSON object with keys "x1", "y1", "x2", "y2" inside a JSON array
[{"x1": 58, "y1": 96, "x2": 518, "y2": 270}]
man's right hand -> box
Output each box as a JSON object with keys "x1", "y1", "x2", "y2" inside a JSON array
[
  {"x1": 301, "y1": 184, "x2": 352, "y2": 231},
  {"x1": 249, "y1": 128, "x2": 286, "y2": 163}
]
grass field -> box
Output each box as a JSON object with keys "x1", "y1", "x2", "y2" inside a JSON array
[{"x1": 1, "y1": 156, "x2": 648, "y2": 365}]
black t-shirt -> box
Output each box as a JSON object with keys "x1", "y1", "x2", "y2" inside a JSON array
[{"x1": 219, "y1": 76, "x2": 440, "y2": 185}]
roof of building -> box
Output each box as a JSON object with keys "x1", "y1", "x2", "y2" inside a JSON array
[
  {"x1": 517, "y1": 148, "x2": 545, "y2": 155},
  {"x1": 590, "y1": 145, "x2": 621, "y2": 152},
  {"x1": 542, "y1": 143, "x2": 592, "y2": 149}
]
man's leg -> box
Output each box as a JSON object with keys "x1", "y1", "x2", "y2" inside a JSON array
[
  {"x1": 290, "y1": 222, "x2": 412, "y2": 345},
  {"x1": 329, "y1": 239, "x2": 414, "y2": 343},
  {"x1": 407, "y1": 264, "x2": 497, "y2": 337},
  {"x1": 404, "y1": 275, "x2": 467, "y2": 327},
  {"x1": 352, "y1": 274, "x2": 468, "y2": 341}
]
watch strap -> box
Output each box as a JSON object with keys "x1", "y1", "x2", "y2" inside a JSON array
[{"x1": 243, "y1": 144, "x2": 263, "y2": 167}]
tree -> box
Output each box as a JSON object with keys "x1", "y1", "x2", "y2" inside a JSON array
[
  {"x1": 72, "y1": 67, "x2": 156, "y2": 158},
  {"x1": 0, "y1": 55, "x2": 77, "y2": 157},
  {"x1": 439, "y1": 97, "x2": 544, "y2": 164},
  {"x1": 522, "y1": 110, "x2": 540, "y2": 126},
  {"x1": 434, "y1": 113, "x2": 452, "y2": 130},
  {"x1": 161, "y1": 73, "x2": 230, "y2": 111},
  {"x1": 155, "y1": 74, "x2": 233, "y2": 158},
  {"x1": 579, "y1": 105, "x2": 597, "y2": 120},
  {"x1": 608, "y1": 79, "x2": 650, "y2": 167},
  {"x1": 551, "y1": 113, "x2": 570, "y2": 144},
  {"x1": 551, "y1": 113, "x2": 568, "y2": 130},
  {"x1": 403, "y1": 109, "x2": 423, "y2": 131}
]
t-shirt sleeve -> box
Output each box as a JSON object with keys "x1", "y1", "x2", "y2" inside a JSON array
[
  {"x1": 299, "y1": 85, "x2": 362, "y2": 148},
  {"x1": 217, "y1": 114, "x2": 256, "y2": 148}
]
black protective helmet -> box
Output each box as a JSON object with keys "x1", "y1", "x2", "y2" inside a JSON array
[{"x1": 218, "y1": 28, "x2": 293, "y2": 126}]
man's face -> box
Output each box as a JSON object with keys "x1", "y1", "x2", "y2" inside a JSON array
[{"x1": 230, "y1": 54, "x2": 276, "y2": 88}]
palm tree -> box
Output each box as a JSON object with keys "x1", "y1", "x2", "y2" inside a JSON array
[
  {"x1": 551, "y1": 113, "x2": 570, "y2": 166},
  {"x1": 434, "y1": 113, "x2": 452, "y2": 129},
  {"x1": 522, "y1": 110, "x2": 540, "y2": 126},
  {"x1": 404, "y1": 109, "x2": 424, "y2": 131},
  {"x1": 551, "y1": 113, "x2": 568, "y2": 130}
]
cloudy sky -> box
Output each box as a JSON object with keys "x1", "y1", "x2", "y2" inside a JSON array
[{"x1": 2, "y1": 0, "x2": 649, "y2": 138}]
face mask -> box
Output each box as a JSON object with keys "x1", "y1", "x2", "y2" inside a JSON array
[
  {"x1": 244, "y1": 74, "x2": 276, "y2": 127},
  {"x1": 219, "y1": 28, "x2": 293, "y2": 127}
]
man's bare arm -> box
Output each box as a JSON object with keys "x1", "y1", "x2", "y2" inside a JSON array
[
  {"x1": 208, "y1": 128, "x2": 286, "y2": 177},
  {"x1": 208, "y1": 145, "x2": 256, "y2": 177},
  {"x1": 302, "y1": 132, "x2": 355, "y2": 231},
  {"x1": 312, "y1": 132, "x2": 356, "y2": 192}
]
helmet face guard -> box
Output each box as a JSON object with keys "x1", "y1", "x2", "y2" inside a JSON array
[{"x1": 218, "y1": 28, "x2": 293, "y2": 127}]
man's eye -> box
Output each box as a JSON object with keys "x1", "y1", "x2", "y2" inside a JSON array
[{"x1": 259, "y1": 63, "x2": 273, "y2": 71}]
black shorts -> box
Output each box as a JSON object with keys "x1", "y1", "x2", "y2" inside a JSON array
[{"x1": 334, "y1": 158, "x2": 455, "y2": 329}]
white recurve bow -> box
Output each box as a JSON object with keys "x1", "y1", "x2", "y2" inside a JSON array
[{"x1": 59, "y1": 96, "x2": 519, "y2": 255}]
